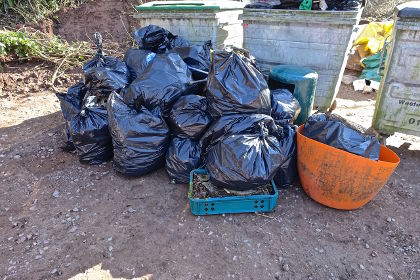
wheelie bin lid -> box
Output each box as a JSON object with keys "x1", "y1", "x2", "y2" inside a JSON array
[{"x1": 136, "y1": 1, "x2": 245, "y2": 11}]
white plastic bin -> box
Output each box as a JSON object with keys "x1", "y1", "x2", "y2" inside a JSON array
[
  {"x1": 240, "y1": 8, "x2": 363, "y2": 111},
  {"x1": 134, "y1": 1, "x2": 245, "y2": 49}
]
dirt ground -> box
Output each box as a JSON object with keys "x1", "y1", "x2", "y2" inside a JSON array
[
  {"x1": 1, "y1": 1, "x2": 419, "y2": 279},
  {"x1": 1, "y1": 61, "x2": 419, "y2": 280},
  {"x1": 53, "y1": 0, "x2": 143, "y2": 43}
]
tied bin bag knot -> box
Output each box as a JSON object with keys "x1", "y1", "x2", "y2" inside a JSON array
[{"x1": 82, "y1": 32, "x2": 130, "y2": 99}]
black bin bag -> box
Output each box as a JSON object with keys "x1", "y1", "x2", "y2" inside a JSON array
[
  {"x1": 132, "y1": 25, "x2": 189, "y2": 54},
  {"x1": 107, "y1": 92, "x2": 170, "y2": 176},
  {"x1": 302, "y1": 114, "x2": 380, "y2": 160},
  {"x1": 83, "y1": 33, "x2": 130, "y2": 98},
  {"x1": 206, "y1": 126, "x2": 283, "y2": 191},
  {"x1": 325, "y1": 0, "x2": 362, "y2": 11},
  {"x1": 56, "y1": 81, "x2": 88, "y2": 150},
  {"x1": 169, "y1": 95, "x2": 211, "y2": 140},
  {"x1": 123, "y1": 48, "x2": 156, "y2": 82},
  {"x1": 278, "y1": 0, "x2": 303, "y2": 9},
  {"x1": 166, "y1": 137, "x2": 201, "y2": 184},
  {"x1": 245, "y1": 1, "x2": 282, "y2": 9},
  {"x1": 172, "y1": 41, "x2": 211, "y2": 80},
  {"x1": 206, "y1": 49, "x2": 271, "y2": 118},
  {"x1": 274, "y1": 125, "x2": 298, "y2": 188},
  {"x1": 271, "y1": 89, "x2": 301, "y2": 124},
  {"x1": 200, "y1": 114, "x2": 278, "y2": 156},
  {"x1": 123, "y1": 52, "x2": 197, "y2": 117},
  {"x1": 69, "y1": 100, "x2": 113, "y2": 165}
]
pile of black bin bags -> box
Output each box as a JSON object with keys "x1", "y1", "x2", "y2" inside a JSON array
[{"x1": 56, "y1": 26, "x2": 301, "y2": 191}]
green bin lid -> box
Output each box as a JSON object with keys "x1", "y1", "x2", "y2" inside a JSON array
[{"x1": 136, "y1": 1, "x2": 244, "y2": 11}]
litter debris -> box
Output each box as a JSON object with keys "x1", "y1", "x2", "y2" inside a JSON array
[
  {"x1": 172, "y1": 40, "x2": 212, "y2": 80},
  {"x1": 191, "y1": 172, "x2": 273, "y2": 199},
  {"x1": 123, "y1": 48, "x2": 155, "y2": 82},
  {"x1": 341, "y1": 74, "x2": 358, "y2": 86},
  {"x1": 53, "y1": 190, "x2": 60, "y2": 198},
  {"x1": 353, "y1": 22, "x2": 393, "y2": 57},
  {"x1": 353, "y1": 79, "x2": 380, "y2": 92},
  {"x1": 359, "y1": 50, "x2": 387, "y2": 83}
]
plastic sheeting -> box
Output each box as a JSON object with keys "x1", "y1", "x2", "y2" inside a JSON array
[
  {"x1": 206, "y1": 50, "x2": 271, "y2": 118},
  {"x1": 107, "y1": 92, "x2": 170, "y2": 176},
  {"x1": 123, "y1": 53, "x2": 197, "y2": 118},
  {"x1": 123, "y1": 48, "x2": 156, "y2": 82},
  {"x1": 354, "y1": 22, "x2": 393, "y2": 56},
  {"x1": 271, "y1": 89, "x2": 301, "y2": 124},
  {"x1": 56, "y1": 81, "x2": 88, "y2": 150},
  {"x1": 169, "y1": 95, "x2": 211, "y2": 140},
  {"x1": 302, "y1": 114, "x2": 381, "y2": 160},
  {"x1": 69, "y1": 102, "x2": 113, "y2": 165},
  {"x1": 132, "y1": 25, "x2": 190, "y2": 54},
  {"x1": 166, "y1": 137, "x2": 201, "y2": 184},
  {"x1": 359, "y1": 50, "x2": 387, "y2": 82}
]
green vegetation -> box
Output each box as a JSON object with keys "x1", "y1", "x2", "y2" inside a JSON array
[
  {"x1": 0, "y1": 29, "x2": 93, "y2": 64},
  {"x1": 0, "y1": 28, "x2": 124, "y2": 88},
  {"x1": 0, "y1": 29, "x2": 94, "y2": 87},
  {"x1": 1, "y1": 0, "x2": 88, "y2": 23}
]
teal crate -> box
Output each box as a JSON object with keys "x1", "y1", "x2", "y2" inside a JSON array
[{"x1": 188, "y1": 169, "x2": 278, "y2": 216}]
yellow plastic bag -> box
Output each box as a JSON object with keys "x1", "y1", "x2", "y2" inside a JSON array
[{"x1": 354, "y1": 22, "x2": 393, "y2": 56}]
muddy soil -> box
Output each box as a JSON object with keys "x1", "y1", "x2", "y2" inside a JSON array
[
  {"x1": 0, "y1": 59, "x2": 419, "y2": 280},
  {"x1": 53, "y1": 0, "x2": 143, "y2": 43}
]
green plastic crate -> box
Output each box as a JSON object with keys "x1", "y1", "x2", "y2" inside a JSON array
[{"x1": 188, "y1": 169, "x2": 278, "y2": 216}]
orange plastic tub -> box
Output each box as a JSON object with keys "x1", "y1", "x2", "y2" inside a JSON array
[{"x1": 297, "y1": 125, "x2": 400, "y2": 210}]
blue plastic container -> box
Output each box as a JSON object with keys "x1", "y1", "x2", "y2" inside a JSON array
[
  {"x1": 188, "y1": 169, "x2": 278, "y2": 216},
  {"x1": 269, "y1": 65, "x2": 318, "y2": 125}
]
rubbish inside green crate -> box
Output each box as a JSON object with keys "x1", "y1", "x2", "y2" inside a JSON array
[{"x1": 188, "y1": 169, "x2": 278, "y2": 216}]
